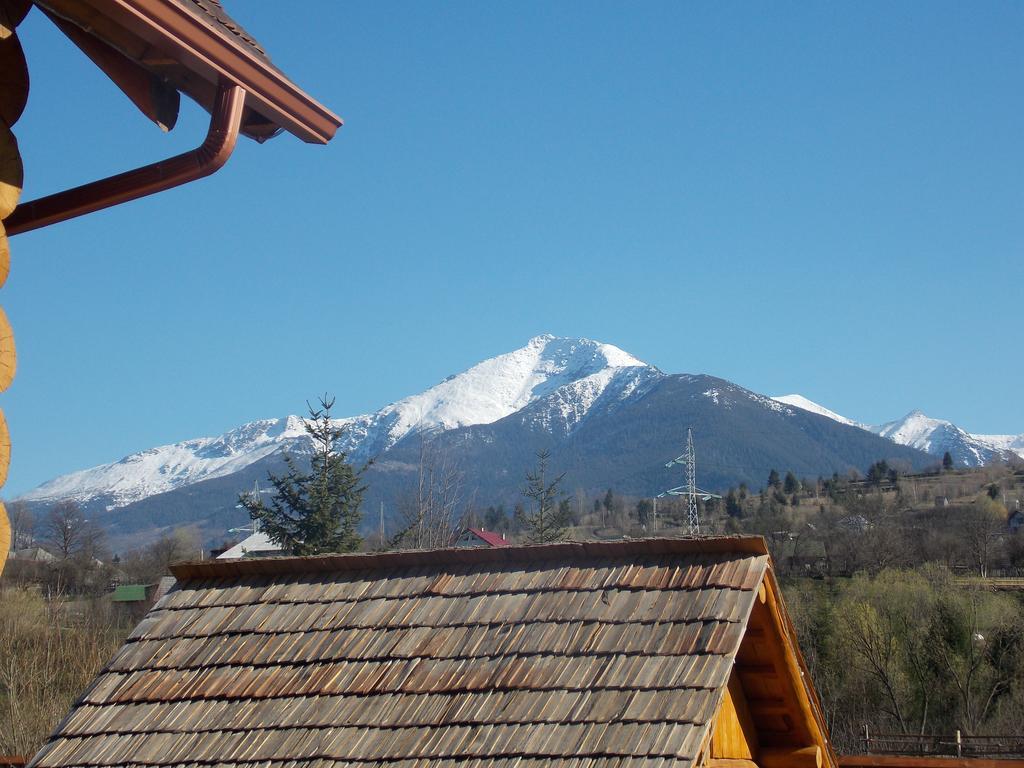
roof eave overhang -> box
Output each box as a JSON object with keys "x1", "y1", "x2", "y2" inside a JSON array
[{"x1": 38, "y1": 0, "x2": 342, "y2": 144}]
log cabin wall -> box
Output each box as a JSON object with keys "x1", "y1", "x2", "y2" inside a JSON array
[
  {"x1": 711, "y1": 671, "x2": 761, "y2": 761},
  {"x1": 0, "y1": 0, "x2": 28, "y2": 578}
]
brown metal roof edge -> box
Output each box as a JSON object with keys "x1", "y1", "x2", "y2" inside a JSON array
[
  {"x1": 841, "y1": 758, "x2": 1024, "y2": 768},
  {"x1": 170, "y1": 535, "x2": 771, "y2": 581},
  {"x1": 88, "y1": 0, "x2": 341, "y2": 144}
]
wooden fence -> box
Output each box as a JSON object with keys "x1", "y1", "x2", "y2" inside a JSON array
[
  {"x1": 863, "y1": 730, "x2": 1024, "y2": 758},
  {"x1": 953, "y1": 576, "x2": 1024, "y2": 591}
]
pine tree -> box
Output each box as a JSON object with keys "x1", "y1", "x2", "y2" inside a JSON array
[
  {"x1": 768, "y1": 469, "x2": 781, "y2": 488},
  {"x1": 522, "y1": 450, "x2": 569, "y2": 543},
  {"x1": 942, "y1": 451, "x2": 954, "y2": 471},
  {"x1": 783, "y1": 471, "x2": 800, "y2": 495},
  {"x1": 239, "y1": 396, "x2": 366, "y2": 555},
  {"x1": 635, "y1": 498, "x2": 654, "y2": 527},
  {"x1": 725, "y1": 489, "x2": 742, "y2": 518}
]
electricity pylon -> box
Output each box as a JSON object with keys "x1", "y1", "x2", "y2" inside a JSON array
[{"x1": 657, "y1": 427, "x2": 720, "y2": 535}]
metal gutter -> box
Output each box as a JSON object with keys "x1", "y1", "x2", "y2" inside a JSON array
[{"x1": 5, "y1": 82, "x2": 244, "y2": 236}]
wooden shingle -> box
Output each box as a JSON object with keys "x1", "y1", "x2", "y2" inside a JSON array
[{"x1": 30, "y1": 537, "x2": 780, "y2": 768}]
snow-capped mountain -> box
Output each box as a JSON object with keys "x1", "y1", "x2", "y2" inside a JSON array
[
  {"x1": 20, "y1": 416, "x2": 313, "y2": 509},
  {"x1": 23, "y1": 341, "x2": 941, "y2": 550},
  {"x1": 772, "y1": 394, "x2": 865, "y2": 429},
  {"x1": 772, "y1": 395, "x2": 1023, "y2": 467},
  {"x1": 870, "y1": 411, "x2": 1019, "y2": 467},
  {"x1": 20, "y1": 335, "x2": 658, "y2": 509}
]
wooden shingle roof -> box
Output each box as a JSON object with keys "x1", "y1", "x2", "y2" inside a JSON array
[{"x1": 30, "y1": 537, "x2": 781, "y2": 768}]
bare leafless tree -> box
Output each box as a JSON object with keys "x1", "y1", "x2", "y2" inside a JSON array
[
  {"x1": 5, "y1": 500, "x2": 33, "y2": 549},
  {"x1": 41, "y1": 501, "x2": 88, "y2": 560},
  {"x1": 392, "y1": 438, "x2": 464, "y2": 549}
]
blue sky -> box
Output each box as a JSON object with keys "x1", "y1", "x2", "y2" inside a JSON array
[{"x1": 5, "y1": 2, "x2": 1023, "y2": 494}]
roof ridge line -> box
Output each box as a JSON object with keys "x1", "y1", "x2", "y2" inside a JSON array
[{"x1": 171, "y1": 536, "x2": 770, "y2": 580}]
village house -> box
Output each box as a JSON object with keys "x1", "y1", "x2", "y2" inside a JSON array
[
  {"x1": 454, "y1": 526, "x2": 512, "y2": 548},
  {"x1": 29, "y1": 536, "x2": 837, "y2": 767}
]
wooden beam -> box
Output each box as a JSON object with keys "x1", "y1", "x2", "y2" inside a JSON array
[
  {"x1": 748, "y1": 697, "x2": 790, "y2": 714},
  {"x1": 762, "y1": 746, "x2": 823, "y2": 768},
  {"x1": 737, "y1": 664, "x2": 779, "y2": 677},
  {"x1": 710, "y1": 759, "x2": 758, "y2": 768},
  {"x1": 0, "y1": 408, "x2": 10, "y2": 487},
  {"x1": 840, "y1": 757, "x2": 1024, "y2": 768},
  {"x1": 0, "y1": 307, "x2": 16, "y2": 392}
]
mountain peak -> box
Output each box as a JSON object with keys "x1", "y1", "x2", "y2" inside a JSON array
[
  {"x1": 371, "y1": 335, "x2": 653, "y2": 441},
  {"x1": 20, "y1": 335, "x2": 659, "y2": 509},
  {"x1": 523, "y1": 334, "x2": 647, "y2": 369}
]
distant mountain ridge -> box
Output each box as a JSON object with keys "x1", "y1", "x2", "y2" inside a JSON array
[
  {"x1": 21, "y1": 335, "x2": 658, "y2": 509},
  {"x1": 18, "y1": 336, "x2": 967, "y2": 549},
  {"x1": 771, "y1": 396, "x2": 1024, "y2": 467}
]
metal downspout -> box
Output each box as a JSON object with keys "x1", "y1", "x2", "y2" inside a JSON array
[{"x1": 4, "y1": 82, "x2": 246, "y2": 236}]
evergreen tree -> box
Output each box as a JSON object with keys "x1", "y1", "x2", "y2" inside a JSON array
[
  {"x1": 866, "y1": 460, "x2": 890, "y2": 485},
  {"x1": 768, "y1": 469, "x2": 781, "y2": 488},
  {"x1": 942, "y1": 451, "x2": 954, "y2": 471},
  {"x1": 522, "y1": 450, "x2": 569, "y2": 543},
  {"x1": 484, "y1": 504, "x2": 508, "y2": 531},
  {"x1": 725, "y1": 489, "x2": 742, "y2": 518},
  {"x1": 603, "y1": 488, "x2": 615, "y2": 512},
  {"x1": 239, "y1": 396, "x2": 366, "y2": 555},
  {"x1": 783, "y1": 471, "x2": 800, "y2": 495},
  {"x1": 636, "y1": 498, "x2": 654, "y2": 527}
]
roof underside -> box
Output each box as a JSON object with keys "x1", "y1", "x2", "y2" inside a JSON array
[
  {"x1": 34, "y1": 0, "x2": 341, "y2": 143},
  {"x1": 30, "y1": 538, "x2": 770, "y2": 768}
]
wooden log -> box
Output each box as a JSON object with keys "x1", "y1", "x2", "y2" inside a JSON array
[
  {"x1": 0, "y1": 306, "x2": 15, "y2": 392},
  {"x1": 760, "y1": 746, "x2": 822, "y2": 768},
  {"x1": 0, "y1": 222, "x2": 8, "y2": 288},
  {"x1": 0, "y1": 0, "x2": 31, "y2": 40},
  {"x1": 0, "y1": 119, "x2": 22, "y2": 219},
  {"x1": 0, "y1": 501, "x2": 8, "y2": 578},
  {"x1": 0, "y1": 30, "x2": 29, "y2": 126},
  {"x1": 709, "y1": 759, "x2": 758, "y2": 768},
  {"x1": 0, "y1": 407, "x2": 9, "y2": 487}
]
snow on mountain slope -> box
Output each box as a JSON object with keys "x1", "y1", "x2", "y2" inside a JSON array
[
  {"x1": 21, "y1": 417, "x2": 312, "y2": 508},
  {"x1": 771, "y1": 395, "x2": 863, "y2": 428},
  {"x1": 20, "y1": 336, "x2": 655, "y2": 508},
  {"x1": 869, "y1": 411, "x2": 1010, "y2": 467},
  {"x1": 974, "y1": 433, "x2": 1024, "y2": 460},
  {"x1": 360, "y1": 334, "x2": 650, "y2": 444},
  {"x1": 773, "y1": 395, "x2": 1023, "y2": 466}
]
